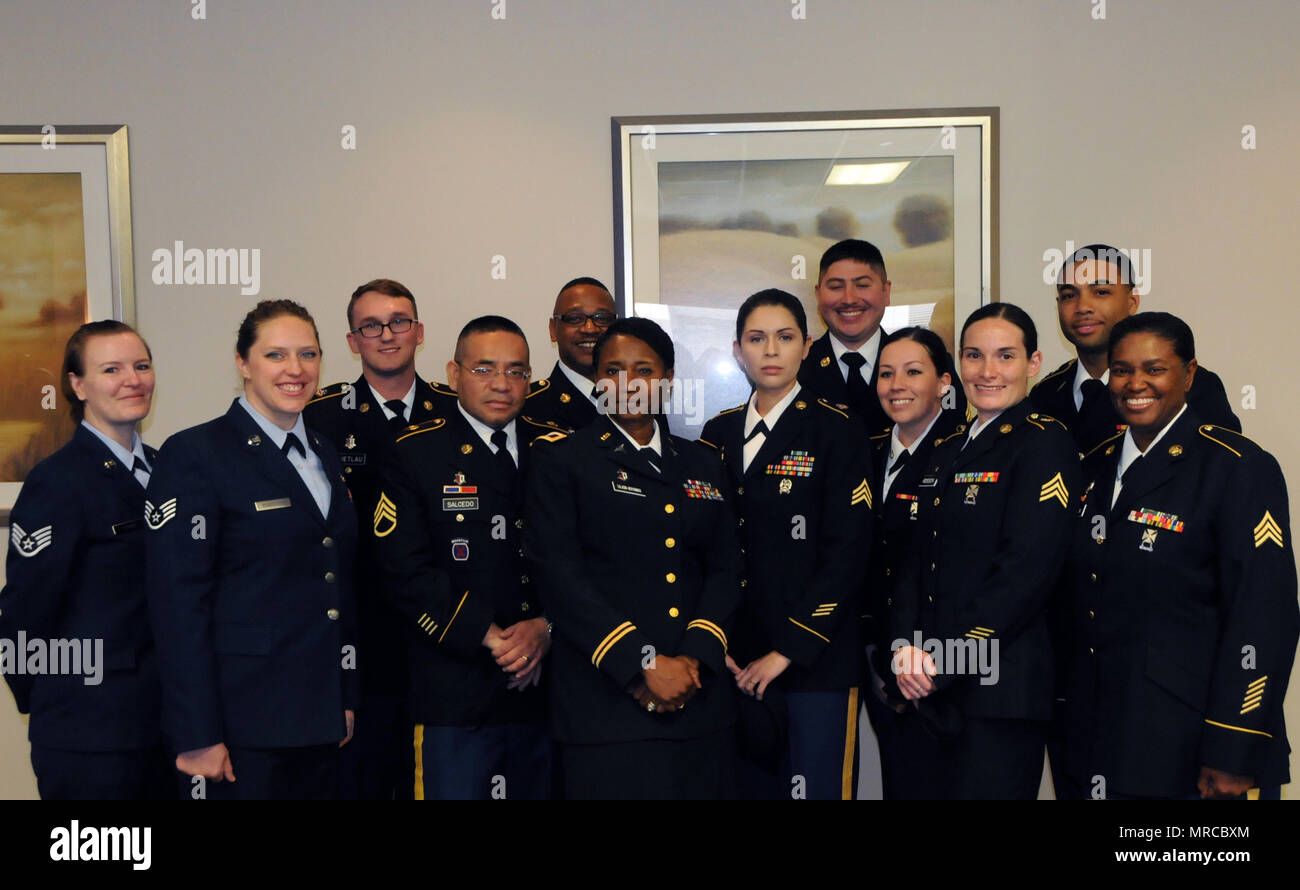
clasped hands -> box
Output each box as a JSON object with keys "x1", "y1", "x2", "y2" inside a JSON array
[
  {"x1": 632, "y1": 654, "x2": 701, "y2": 713},
  {"x1": 483, "y1": 618, "x2": 551, "y2": 691}
]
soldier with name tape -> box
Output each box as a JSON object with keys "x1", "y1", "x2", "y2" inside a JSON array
[
  {"x1": 304, "y1": 277, "x2": 439, "y2": 800},
  {"x1": 890, "y1": 303, "x2": 1080, "y2": 799},
  {"x1": 372, "y1": 315, "x2": 562, "y2": 800},
  {"x1": 0, "y1": 321, "x2": 171, "y2": 799},
  {"x1": 700, "y1": 289, "x2": 873, "y2": 800},
  {"x1": 1059, "y1": 312, "x2": 1297, "y2": 800}
]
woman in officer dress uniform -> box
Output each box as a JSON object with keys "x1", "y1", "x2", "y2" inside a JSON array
[
  {"x1": 146, "y1": 299, "x2": 358, "y2": 800},
  {"x1": 0, "y1": 321, "x2": 171, "y2": 799},
  {"x1": 863, "y1": 326, "x2": 966, "y2": 800},
  {"x1": 699, "y1": 289, "x2": 872, "y2": 800},
  {"x1": 891, "y1": 303, "x2": 1080, "y2": 799},
  {"x1": 525, "y1": 317, "x2": 741, "y2": 799},
  {"x1": 1060, "y1": 312, "x2": 1297, "y2": 799}
]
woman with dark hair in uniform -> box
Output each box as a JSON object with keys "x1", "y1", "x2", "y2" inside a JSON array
[
  {"x1": 525, "y1": 316, "x2": 741, "y2": 799},
  {"x1": 699, "y1": 288, "x2": 873, "y2": 800},
  {"x1": 0, "y1": 321, "x2": 171, "y2": 799},
  {"x1": 890, "y1": 302, "x2": 1080, "y2": 799},
  {"x1": 863, "y1": 325, "x2": 966, "y2": 799},
  {"x1": 146, "y1": 299, "x2": 358, "y2": 799},
  {"x1": 1060, "y1": 311, "x2": 1297, "y2": 799}
]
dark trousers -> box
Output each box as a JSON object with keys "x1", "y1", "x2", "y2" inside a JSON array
[
  {"x1": 181, "y1": 744, "x2": 340, "y2": 800},
  {"x1": 413, "y1": 721, "x2": 551, "y2": 800},
  {"x1": 916, "y1": 716, "x2": 1048, "y2": 800},
  {"x1": 864, "y1": 688, "x2": 948, "y2": 800},
  {"x1": 32, "y1": 744, "x2": 175, "y2": 800},
  {"x1": 739, "y1": 688, "x2": 859, "y2": 800},
  {"x1": 562, "y1": 728, "x2": 737, "y2": 800},
  {"x1": 338, "y1": 692, "x2": 412, "y2": 800}
]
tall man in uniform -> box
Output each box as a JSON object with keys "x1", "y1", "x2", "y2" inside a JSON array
[
  {"x1": 304, "y1": 277, "x2": 442, "y2": 799},
  {"x1": 372, "y1": 316, "x2": 559, "y2": 799},
  {"x1": 800, "y1": 240, "x2": 964, "y2": 434},
  {"x1": 1031, "y1": 244, "x2": 1241, "y2": 455},
  {"x1": 522, "y1": 277, "x2": 617, "y2": 431}
]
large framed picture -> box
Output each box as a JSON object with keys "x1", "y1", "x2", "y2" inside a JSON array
[
  {"x1": 0, "y1": 124, "x2": 135, "y2": 521},
  {"x1": 612, "y1": 108, "x2": 996, "y2": 438}
]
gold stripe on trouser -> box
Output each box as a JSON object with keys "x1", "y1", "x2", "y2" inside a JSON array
[
  {"x1": 841, "y1": 687, "x2": 860, "y2": 800},
  {"x1": 413, "y1": 724, "x2": 425, "y2": 801},
  {"x1": 1248, "y1": 788, "x2": 1260, "y2": 800}
]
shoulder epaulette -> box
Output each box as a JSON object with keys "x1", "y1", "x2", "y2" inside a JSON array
[
  {"x1": 520, "y1": 414, "x2": 570, "y2": 433},
  {"x1": 395, "y1": 417, "x2": 447, "y2": 442},
  {"x1": 935, "y1": 425, "x2": 967, "y2": 447},
  {"x1": 697, "y1": 438, "x2": 720, "y2": 450},
  {"x1": 1198, "y1": 424, "x2": 1256, "y2": 459},
  {"x1": 715, "y1": 403, "x2": 746, "y2": 417},
  {"x1": 816, "y1": 398, "x2": 849, "y2": 419},
  {"x1": 531, "y1": 430, "x2": 568, "y2": 446},
  {"x1": 428, "y1": 381, "x2": 456, "y2": 397},
  {"x1": 307, "y1": 381, "x2": 351, "y2": 405},
  {"x1": 869, "y1": 429, "x2": 890, "y2": 441},
  {"x1": 526, "y1": 378, "x2": 551, "y2": 399},
  {"x1": 1025, "y1": 412, "x2": 1069, "y2": 432},
  {"x1": 1039, "y1": 359, "x2": 1076, "y2": 383},
  {"x1": 1083, "y1": 430, "x2": 1125, "y2": 459}
]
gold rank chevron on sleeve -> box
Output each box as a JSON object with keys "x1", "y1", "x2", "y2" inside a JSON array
[
  {"x1": 373, "y1": 491, "x2": 397, "y2": 537},
  {"x1": 851, "y1": 478, "x2": 872, "y2": 508},
  {"x1": 1254, "y1": 510, "x2": 1283, "y2": 548},
  {"x1": 1039, "y1": 472, "x2": 1069, "y2": 508}
]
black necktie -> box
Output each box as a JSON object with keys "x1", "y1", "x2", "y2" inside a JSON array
[
  {"x1": 131, "y1": 455, "x2": 152, "y2": 475},
  {"x1": 490, "y1": 429, "x2": 517, "y2": 477},
  {"x1": 282, "y1": 433, "x2": 305, "y2": 458},
  {"x1": 744, "y1": 420, "x2": 769, "y2": 444},
  {"x1": 888, "y1": 449, "x2": 910, "y2": 476},
  {"x1": 639, "y1": 446, "x2": 661, "y2": 474},
  {"x1": 385, "y1": 399, "x2": 408, "y2": 432},
  {"x1": 841, "y1": 352, "x2": 873, "y2": 418},
  {"x1": 1080, "y1": 378, "x2": 1106, "y2": 413}
]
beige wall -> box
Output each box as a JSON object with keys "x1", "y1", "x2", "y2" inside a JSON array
[{"x1": 1, "y1": 0, "x2": 1297, "y2": 798}]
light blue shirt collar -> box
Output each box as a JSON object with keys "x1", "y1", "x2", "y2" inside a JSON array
[
  {"x1": 81, "y1": 420, "x2": 145, "y2": 468},
  {"x1": 238, "y1": 394, "x2": 310, "y2": 451}
]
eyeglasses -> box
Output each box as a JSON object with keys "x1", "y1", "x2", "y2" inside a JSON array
[
  {"x1": 553, "y1": 311, "x2": 616, "y2": 328},
  {"x1": 457, "y1": 362, "x2": 531, "y2": 383},
  {"x1": 352, "y1": 318, "x2": 415, "y2": 338}
]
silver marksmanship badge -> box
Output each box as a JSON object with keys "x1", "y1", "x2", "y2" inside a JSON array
[
  {"x1": 778, "y1": 478, "x2": 793, "y2": 495},
  {"x1": 10, "y1": 522, "x2": 53, "y2": 557}
]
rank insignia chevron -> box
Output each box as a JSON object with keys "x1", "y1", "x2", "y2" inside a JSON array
[
  {"x1": 1254, "y1": 510, "x2": 1284, "y2": 548},
  {"x1": 10, "y1": 522, "x2": 53, "y2": 557},
  {"x1": 851, "y1": 478, "x2": 872, "y2": 508},
  {"x1": 373, "y1": 492, "x2": 398, "y2": 537},
  {"x1": 1039, "y1": 472, "x2": 1069, "y2": 508},
  {"x1": 1241, "y1": 676, "x2": 1267, "y2": 714}
]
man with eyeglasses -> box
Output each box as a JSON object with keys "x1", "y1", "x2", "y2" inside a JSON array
[
  {"x1": 523, "y1": 277, "x2": 619, "y2": 431},
  {"x1": 372, "y1": 315, "x2": 562, "y2": 799},
  {"x1": 305, "y1": 278, "x2": 441, "y2": 800}
]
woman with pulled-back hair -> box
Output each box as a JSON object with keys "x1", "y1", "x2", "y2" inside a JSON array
[
  {"x1": 889, "y1": 303, "x2": 1080, "y2": 799},
  {"x1": 146, "y1": 299, "x2": 358, "y2": 800},
  {"x1": 0, "y1": 320, "x2": 172, "y2": 799}
]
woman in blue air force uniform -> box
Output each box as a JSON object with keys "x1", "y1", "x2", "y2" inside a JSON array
[
  {"x1": 146, "y1": 300, "x2": 358, "y2": 800},
  {"x1": 890, "y1": 303, "x2": 1080, "y2": 799},
  {"x1": 0, "y1": 321, "x2": 170, "y2": 799},
  {"x1": 1060, "y1": 312, "x2": 1297, "y2": 800},
  {"x1": 699, "y1": 289, "x2": 873, "y2": 800}
]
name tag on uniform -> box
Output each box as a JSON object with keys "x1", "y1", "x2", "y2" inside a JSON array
[
  {"x1": 111, "y1": 518, "x2": 144, "y2": 535},
  {"x1": 255, "y1": 498, "x2": 292, "y2": 512},
  {"x1": 612, "y1": 482, "x2": 645, "y2": 497},
  {"x1": 339, "y1": 454, "x2": 367, "y2": 466},
  {"x1": 918, "y1": 476, "x2": 939, "y2": 488},
  {"x1": 443, "y1": 497, "x2": 479, "y2": 511}
]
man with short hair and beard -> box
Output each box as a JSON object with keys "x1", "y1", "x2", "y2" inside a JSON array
[
  {"x1": 1030, "y1": 244, "x2": 1240, "y2": 456},
  {"x1": 524, "y1": 277, "x2": 618, "y2": 431}
]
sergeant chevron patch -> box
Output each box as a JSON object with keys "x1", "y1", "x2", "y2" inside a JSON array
[
  {"x1": 10, "y1": 522, "x2": 53, "y2": 557},
  {"x1": 374, "y1": 492, "x2": 398, "y2": 537},
  {"x1": 851, "y1": 479, "x2": 872, "y2": 508},
  {"x1": 1254, "y1": 510, "x2": 1284, "y2": 548},
  {"x1": 144, "y1": 498, "x2": 178, "y2": 530},
  {"x1": 1039, "y1": 473, "x2": 1069, "y2": 508}
]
